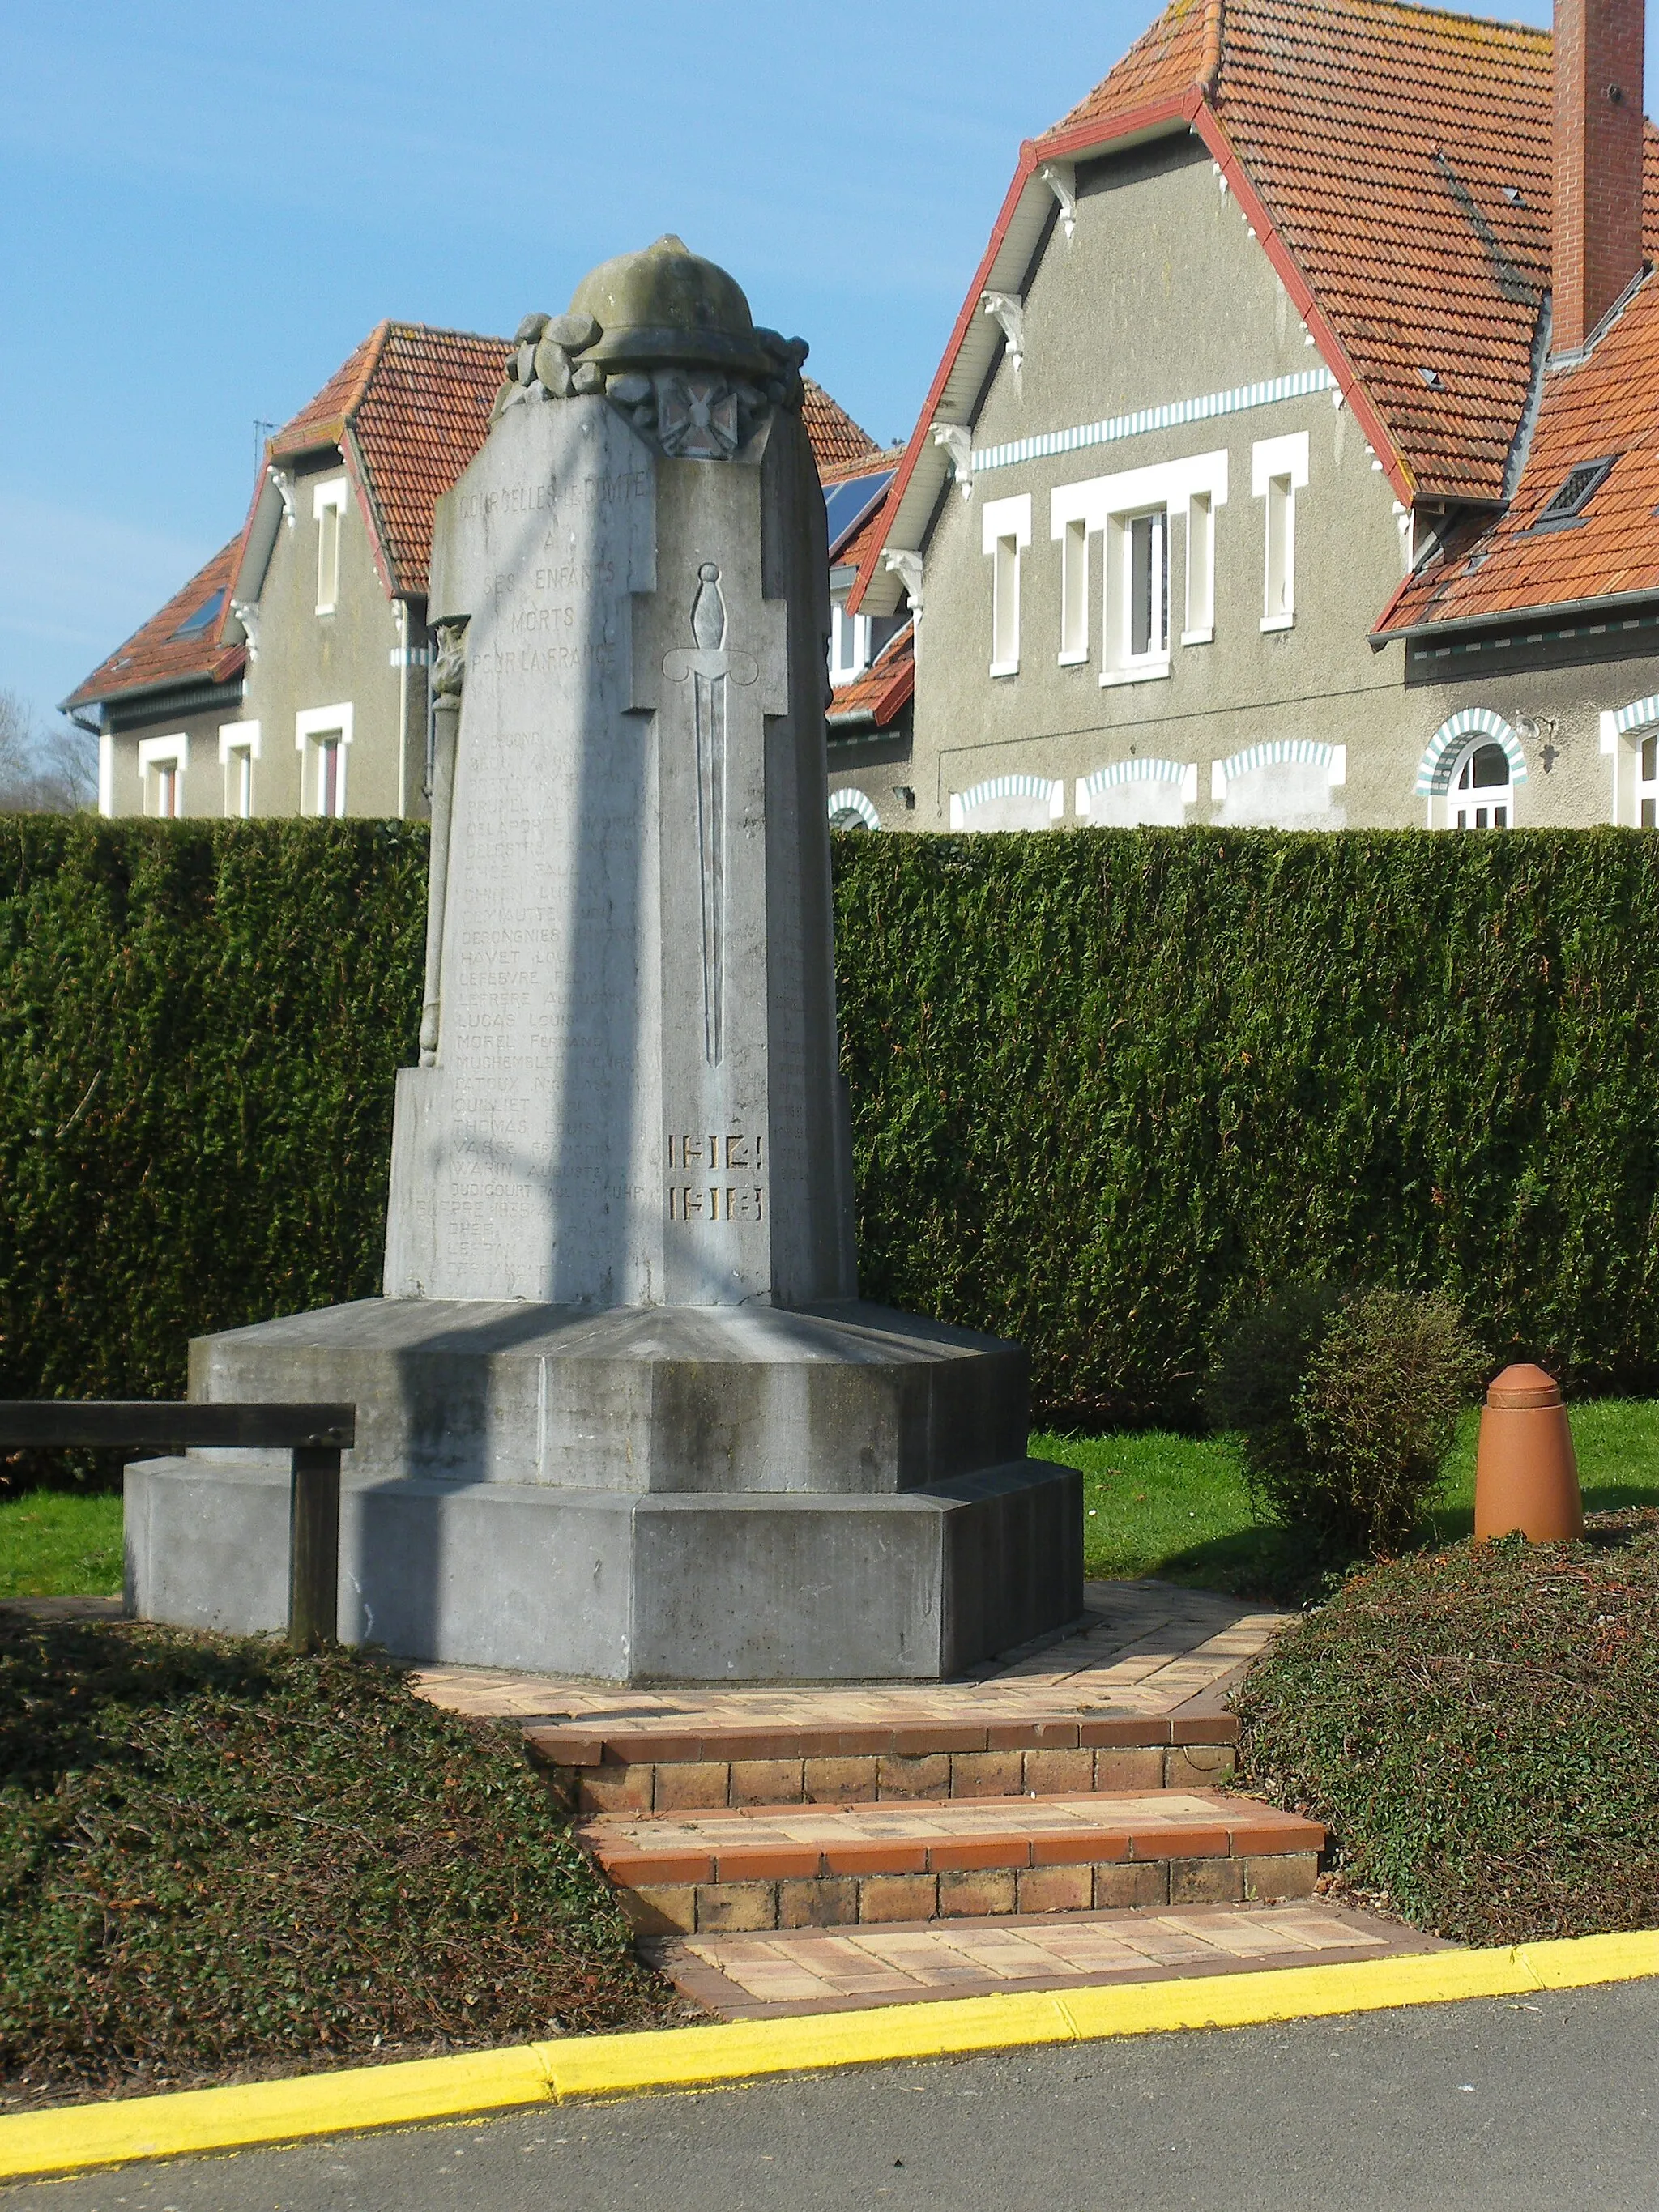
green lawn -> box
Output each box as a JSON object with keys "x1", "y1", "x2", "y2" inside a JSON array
[
  {"x1": 0, "y1": 1491, "x2": 123, "y2": 1598},
  {"x1": 9, "y1": 1400, "x2": 1659, "y2": 1605},
  {"x1": 1035, "y1": 1397, "x2": 1659, "y2": 1593}
]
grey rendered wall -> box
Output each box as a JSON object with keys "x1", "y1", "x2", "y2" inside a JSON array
[
  {"x1": 1401, "y1": 639, "x2": 1659, "y2": 826},
  {"x1": 239, "y1": 454, "x2": 427, "y2": 820},
  {"x1": 907, "y1": 134, "x2": 1613, "y2": 833},
  {"x1": 101, "y1": 701, "x2": 237, "y2": 819}
]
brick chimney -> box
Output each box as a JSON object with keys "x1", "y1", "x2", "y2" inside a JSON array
[{"x1": 1553, "y1": 0, "x2": 1647, "y2": 354}]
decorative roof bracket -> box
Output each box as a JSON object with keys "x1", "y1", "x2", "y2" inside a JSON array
[
  {"x1": 1038, "y1": 160, "x2": 1077, "y2": 241},
  {"x1": 932, "y1": 422, "x2": 974, "y2": 499},
  {"x1": 980, "y1": 291, "x2": 1026, "y2": 386},
  {"x1": 883, "y1": 548, "x2": 924, "y2": 618}
]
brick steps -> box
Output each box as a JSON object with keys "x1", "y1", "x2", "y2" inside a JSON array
[
  {"x1": 576, "y1": 1789, "x2": 1324, "y2": 1937},
  {"x1": 527, "y1": 1711, "x2": 1238, "y2": 1815}
]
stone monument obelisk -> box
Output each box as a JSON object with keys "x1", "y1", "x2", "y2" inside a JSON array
[{"x1": 125, "y1": 238, "x2": 1081, "y2": 1680}]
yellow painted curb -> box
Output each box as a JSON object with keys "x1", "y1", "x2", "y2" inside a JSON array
[{"x1": 6, "y1": 1929, "x2": 1657, "y2": 2182}]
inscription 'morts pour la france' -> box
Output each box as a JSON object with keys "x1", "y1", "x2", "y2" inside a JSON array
[
  {"x1": 663, "y1": 563, "x2": 758, "y2": 1067},
  {"x1": 667, "y1": 1127, "x2": 765, "y2": 1223}
]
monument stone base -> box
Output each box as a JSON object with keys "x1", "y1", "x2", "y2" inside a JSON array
[{"x1": 125, "y1": 1298, "x2": 1083, "y2": 1681}]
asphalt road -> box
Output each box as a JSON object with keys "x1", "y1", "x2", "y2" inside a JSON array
[{"x1": 11, "y1": 1980, "x2": 1659, "y2": 2212}]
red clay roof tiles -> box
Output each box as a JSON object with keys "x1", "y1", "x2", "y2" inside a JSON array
[
  {"x1": 344, "y1": 325, "x2": 508, "y2": 595},
  {"x1": 1042, "y1": 0, "x2": 1216, "y2": 138},
  {"x1": 802, "y1": 379, "x2": 881, "y2": 471},
  {"x1": 1043, "y1": 0, "x2": 1579, "y2": 504},
  {"x1": 64, "y1": 539, "x2": 244, "y2": 712},
  {"x1": 1380, "y1": 269, "x2": 1659, "y2": 631},
  {"x1": 827, "y1": 620, "x2": 915, "y2": 728}
]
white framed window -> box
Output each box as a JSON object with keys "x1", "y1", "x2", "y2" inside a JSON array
[
  {"x1": 1417, "y1": 710, "x2": 1527, "y2": 823},
  {"x1": 1449, "y1": 739, "x2": 1514, "y2": 829},
  {"x1": 1252, "y1": 433, "x2": 1307, "y2": 631},
  {"x1": 1052, "y1": 452, "x2": 1226, "y2": 688},
  {"x1": 295, "y1": 702, "x2": 353, "y2": 818},
  {"x1": 1059, "y1": 515, "x2": 1090, "y2": 663},
  {"x1": 218, "y1": 719, "x2": 261, "y2": 819},
  {"x1": 313, "y1": 477, "x2": 348, "y2": 615},
  {"x1": 97, "y1": 733, "x2": 113, "y2": 817},
  {"x1": 1601, "y1": 701, "x2": 1659, "y2": 822},
  {"x1": 981, "y1": 493, "x2": 1030, "y2": 677},
  {"x1": 1115, "y1": 506, "x2": 1168, "y2": 670},
  {"x1": 1184, "y1": 491, "x2": 1215, "y2": 643},
  {"x1": 829, "y1": 603, "x2": 870, "y2": 686},
  {"x1": 137, "y1": 732, "x2": 188, "y2": 819}
]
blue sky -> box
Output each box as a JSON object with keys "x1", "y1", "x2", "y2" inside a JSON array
[{"x1": 0, "y1": 0, "x2": 1594, "y2": 728}]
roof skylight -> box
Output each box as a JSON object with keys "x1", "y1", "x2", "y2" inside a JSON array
[
  {"x1": 172, "y1": 588, "x2": 226, "y2": 639},
  {"x1": 1531, "y1": 455, "x2": 1618, "y2": 531}
]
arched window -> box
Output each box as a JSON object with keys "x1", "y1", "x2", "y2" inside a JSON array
[
  {"x1": 1450, "y1": 739, "x2": 1514, "y2": 829},
  {"x1": 1415, "y1": 709, "x2": 1526, "y2": 827},
  {"x1": 827, "y1": 786, "x2": 880, "y2": 832}
]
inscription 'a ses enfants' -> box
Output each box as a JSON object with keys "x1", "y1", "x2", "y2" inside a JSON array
[{"x1": 666, "y1": 1128, "x2": 765, "y2": 1225}]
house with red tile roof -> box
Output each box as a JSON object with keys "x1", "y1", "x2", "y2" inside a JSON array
[
  {"x1": 69, "y1": 314, "x2": 885, "y2": 821},
  {"x1": 842, "y1": 0, "x2": 1659, "y2": 836},
  {"x1": 821, "y1": 445, "x2": 917, "y2": 826}
]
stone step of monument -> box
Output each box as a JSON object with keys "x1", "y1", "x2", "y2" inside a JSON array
[
  {"x1": 526, "y1": 1707, "x2": 1238, "y2": 1817},
  {"x1": 575, "y1": 1789, "x2": 1324, "y2": 1938}
]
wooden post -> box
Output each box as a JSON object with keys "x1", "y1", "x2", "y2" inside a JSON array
[{"x1": 288, "y1": 1445, "x2": 341, "y2": 1652}]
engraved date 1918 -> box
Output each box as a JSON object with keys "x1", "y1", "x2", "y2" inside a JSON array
[{"x1": 667, "y1": 1128, "x2": 765, "y2": 1223}]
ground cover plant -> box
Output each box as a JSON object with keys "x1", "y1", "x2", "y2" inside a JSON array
[
  {"x1": 1236, "y1": 1511, "x2": 1659, "y2": 1943},
  {"x1": 0, "y1": 1616, "x2": 676, "y2": 2106}
]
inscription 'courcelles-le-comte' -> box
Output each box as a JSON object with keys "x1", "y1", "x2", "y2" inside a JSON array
[{"x1": 383, "y1": 233, "x2": 852, "y2": 1311}]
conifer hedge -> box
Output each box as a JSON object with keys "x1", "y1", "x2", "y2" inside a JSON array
[
  {"x1": 834, "y1": 828, "x2": 1659, "y2": 1422},
  {"x1": 4, "y1": 818, "x2": 1659, "y2": 1447},
  {"x1": 0, "y1": 820, "x2": 424, "y2": 1414}
]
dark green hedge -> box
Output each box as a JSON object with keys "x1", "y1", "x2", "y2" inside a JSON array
[
  {"x1": 0, "y1": 820, "x2": 424, "y2": 1413},
  {"x1": 5, "y1": 819, "x2": 1659, "y2": 1445},
  {"x1": 834, "y1": 829, "x2": 1659, "y2": 1423}
]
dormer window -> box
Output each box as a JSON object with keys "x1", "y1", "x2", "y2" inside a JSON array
[
  {"x1": 1531, "y1": 455, "x2": 1617, "y2": 531},
  {"x1": 830, "y1": 603, "x2": 870, "y2": 685}
]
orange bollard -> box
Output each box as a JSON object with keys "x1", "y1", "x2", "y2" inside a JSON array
[{"x1": 1473, "y1": 1363, "x2": 1583, "y2": 1542}]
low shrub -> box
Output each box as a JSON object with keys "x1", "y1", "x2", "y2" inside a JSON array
[
  {"x1": 1206, "y1": 1285, "x2": 1484, "y2": 1554},
  {"x1": 1237, "y1": 1512, "x2": 1659, "y2": 1944},
  {"x1": 0, "y1": 1617, "x2": 676, "y2": 2102}
]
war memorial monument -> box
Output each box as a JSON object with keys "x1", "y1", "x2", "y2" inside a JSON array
[{"x1": 126, "y1": 238, "x2": 1082, "y2": 1680}]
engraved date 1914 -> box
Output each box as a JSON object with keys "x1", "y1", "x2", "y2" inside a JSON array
[{"x1": 667, "y1": 1128, "x2": 765, "y2": 1223}]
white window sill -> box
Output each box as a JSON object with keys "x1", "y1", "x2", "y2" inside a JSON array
[
  {"x1": 316, "y1": 603, "x2": 338, "y2": 618},
  {"x1": 1260, "y1": 612, "x2": 1295, "y2": 633},
  {"x1": 1181, "y1": 626, "x2": 1214, "y2": 647},
  {"x1": 828, "y1": 671, "x2": 868, "y2": 690},
  {"x1": 1100, "y1": 658, "x2": 1171, "y2": 688},
  {"x1": 988, "y1": 660, "x2": 1020, "y2": 680},
  {"x1": 1057, "y1": 648, "x2": 1090, "y2": 667}
]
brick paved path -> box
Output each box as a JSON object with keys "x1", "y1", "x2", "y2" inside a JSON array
[
  {"x1": 655, "y1": 1901, "x2": 1441, "y2": 2017},
  {"x1": 414, "y1": 1579, "x2": 1288, "y2": 1728}
]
